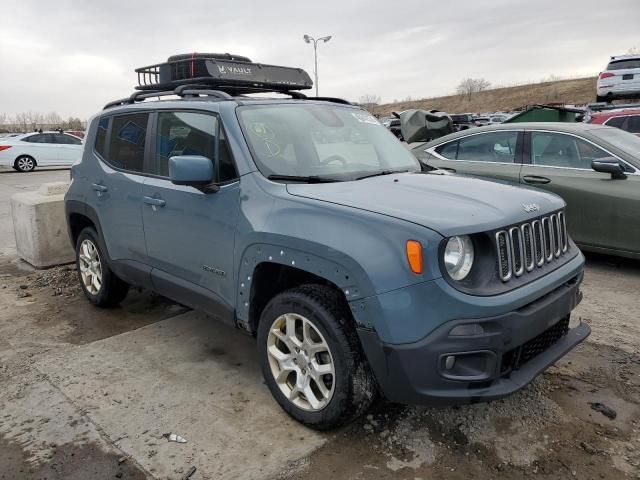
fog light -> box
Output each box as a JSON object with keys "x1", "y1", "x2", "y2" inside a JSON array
[
  {"x1": 444, "y1": 355, "x2": 456, "y2": 370},
  {"x1": 568, "y1": 316, "x2": 582, "y2": 329},
  {"x1": 449, "y1": 324, "x2": 484, "y2": 336}
]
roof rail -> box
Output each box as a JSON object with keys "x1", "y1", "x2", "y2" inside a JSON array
[{"x1": 103, "y1": 84, "x2": 233, "y2": 110}]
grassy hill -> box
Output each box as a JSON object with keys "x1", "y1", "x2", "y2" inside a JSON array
[{"x1": 375, "y1": 77, "x2": 598, "y2": 116}]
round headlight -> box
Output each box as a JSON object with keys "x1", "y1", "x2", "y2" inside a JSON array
[{"x1": 444, "y1": 235, "x2": 474, "y2": 281}]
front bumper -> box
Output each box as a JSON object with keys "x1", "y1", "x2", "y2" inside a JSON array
[{"x1": 357, "y1": 271, "x2": 589, "y2": 405}]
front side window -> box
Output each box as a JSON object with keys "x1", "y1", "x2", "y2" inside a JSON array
[
  {"x1": 237, "y1": 104, "x2": 419, "y2": 179},
  {"x1": 154, "y1": 111, "x2": 237, "y2": 182},
  {"x1": 435, "y1": 132, "x2": 518, "y2": 163},
  {"x1": 627, "y1": 116, "x2": 640, "y2": 134},
  {"x1": 107, "y1": 113, "x2": 149, "y2": 172},
  {"x1": 531, "y1": 132, "x2": 611, "y2": 169}
]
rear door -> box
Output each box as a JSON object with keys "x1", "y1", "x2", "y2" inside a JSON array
[
  {"x1": 89, "y1": 112, "x2": 150, "y2": 283},
  {"x1": 141, "y1": 110, "x2": 240, "y2": 322},
  {"x1": 419, "y1": 130, "x2": 523, "y2": 183},
  {"x1": 520, "y1": 130, "x2": 640, "y2": 253}
]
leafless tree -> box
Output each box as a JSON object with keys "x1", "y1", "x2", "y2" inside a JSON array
[
  {"x1": 627, "y1": 46, "x2": 640, "y2": 55},
  {"x1": 358, "y1": 94, "x2": 382, "y2": 113},
  {"x1": 456, "y1": 78, "x2": 491, "y2": 101}
]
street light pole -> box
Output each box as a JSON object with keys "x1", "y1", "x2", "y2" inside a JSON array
[{"x1": 303, "y1": 34, "x2": 332, "y2": 96}]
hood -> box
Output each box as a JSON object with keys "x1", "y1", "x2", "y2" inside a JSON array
[{"x1": 286, "y1": 173, "x2": 564, "y2": 237}]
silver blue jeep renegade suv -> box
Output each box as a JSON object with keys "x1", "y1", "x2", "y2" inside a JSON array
[{"x1": 64, "y1": 54, "x2": 589, "y2": 429}]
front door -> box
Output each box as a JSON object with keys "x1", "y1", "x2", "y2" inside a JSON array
[
  {"x1": 421, "y1": 130, "x2": 523, "y2": 184},
  {"x1": 521, "y1": 130, "x2": 640, "y2": 254},
  {"x1": 141, "y1": 110, "x2": 240, "y2": 320}
]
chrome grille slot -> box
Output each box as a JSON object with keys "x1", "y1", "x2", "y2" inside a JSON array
[
  {"x1": 521, "y1": 223, "x2": 534, "y2": 271},
  {"x1": 558, "y1": 211, "x2": 568, "y2": 252},
  {"x1": 496, "y1": 210, "x2": 570, "y2": 282},
  {"x1": 532, "y1": 220, "x2": 544, "y2": 267},
  {"x1": 551, "y1": 214, "x2": 561, "y2": 258},
  {"x1": 541, "y1": 217, "x2": 553, "y2": 262},
  {"x1": 496, "y1": 231, "x2": 512, "y2": 282},
  {"x1": 509, "y1": 227, "x2": 524, "y2": 277}
]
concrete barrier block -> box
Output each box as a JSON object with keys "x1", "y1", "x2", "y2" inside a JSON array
[{"x1": 11, "y1": 182, "x2": 74, "y2": 268}]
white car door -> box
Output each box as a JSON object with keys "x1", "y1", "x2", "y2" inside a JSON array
[
  {"x1": 52, "y1": 133, "x2": 83, "y2": 165},
  {"x1": 20, "y1": 133, "x2": 59, "y2": 165}
]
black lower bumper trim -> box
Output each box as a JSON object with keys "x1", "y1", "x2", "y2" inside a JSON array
[{"x1": 358, "y1": 273, "x2": 589, "y2": 405}]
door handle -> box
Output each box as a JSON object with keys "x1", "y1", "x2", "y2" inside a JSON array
[
  {"x1": 522, "y1": 175, "x2": 551, "y2": 185},
  {"x1": 91, "y1": 183, "x2": 108, "y2": 196},
  {"x1": 143, "y1": 196, "x2": 166, "y2": 208}
]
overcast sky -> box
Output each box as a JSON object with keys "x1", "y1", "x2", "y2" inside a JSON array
[{"x1": 1, "y1": 0, "x2": 638, "y2": 119}]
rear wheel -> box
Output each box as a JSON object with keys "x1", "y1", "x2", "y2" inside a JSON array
[
  {"x1": 257, "y1": 284, "x2": 376, "y2": 430},
  {"x1": 76, "y1": 227, "x2": 129, "y2": 307},
  {"x1": 14, "y1": 155, "x2": 36, "y2": 172}
]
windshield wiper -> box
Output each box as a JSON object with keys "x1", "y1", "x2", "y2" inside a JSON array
[
  {"x1": 354, "y1": 169, "x2": 409, "y2": 181},
  {"x1": 267, "y1": 174, "x2": 340, "y2": 183}
]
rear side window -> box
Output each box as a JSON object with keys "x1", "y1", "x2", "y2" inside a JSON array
[
  {"x1": 53, "y1": 133, "x2": 82, "y2": 145},
  {"x1": 95, "y1": 117, "x2": 109, "y2": 157},
  {"x1": 604, "y1": 116, "x2": 628, "y2": 129},
  {"x1": 107, "y1": 113, "x2": 149, "y2": 172},
  {"x1": 607, "y1": 59, "x2": 640, "y2": 70},
  {"x1": 154, "y1": 111, "x2": 237, "y2": 182}
]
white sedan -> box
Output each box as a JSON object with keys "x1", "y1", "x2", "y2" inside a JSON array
[{"x1": 0, "y1": 131, "x2": 83, "y2": 172}]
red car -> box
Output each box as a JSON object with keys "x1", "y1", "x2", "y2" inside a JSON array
[{"x1": 588, "y1": 108, "x2": 640, "y2": 136}]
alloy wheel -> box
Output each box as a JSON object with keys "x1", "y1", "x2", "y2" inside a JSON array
[
  {"x1": 78, "y1": 239, "x2": 102, "y2": 295},
  {"x1": 266, "y1": 313, "x2": 335, "y2": 411},
  {"x1": 17, "y1": 157, "x2": 35, "y2": 172}
]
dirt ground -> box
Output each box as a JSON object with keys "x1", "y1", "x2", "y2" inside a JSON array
[{"x1": 1, "y1": 252, "x2": 639, "y2": 479}]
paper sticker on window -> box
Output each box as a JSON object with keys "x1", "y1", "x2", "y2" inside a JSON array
[
  {"x1": 118, "y1": 121, "x2": 145, "y2": 144},
  {"x1": 351, "y1": 113, "x2": 380, "y2": 125}
]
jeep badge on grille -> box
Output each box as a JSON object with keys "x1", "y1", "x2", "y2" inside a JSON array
[{"x1": 522, "y1": 203, "x2": 540, "y2": 213}]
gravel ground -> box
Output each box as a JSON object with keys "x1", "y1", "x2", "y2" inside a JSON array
[{"x1": 1, "y1": 253, "x2": 639, "y2": 479}]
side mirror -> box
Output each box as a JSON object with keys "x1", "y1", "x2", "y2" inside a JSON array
[
  {"x1": 169, "y1": 155, "x2": 218, "y2": 191},
  {"x1": 591, "y1": 158, "x2": 627, "y2": 179}
]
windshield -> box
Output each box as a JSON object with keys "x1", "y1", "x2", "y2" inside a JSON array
[
  {"x1": 237, "y1": 104, "x2": 420, "y2": 180},
  {"x1": 591, "y1": 127, "x2": 640, "y2": 164}
]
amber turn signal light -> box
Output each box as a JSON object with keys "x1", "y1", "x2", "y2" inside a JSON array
[{"x1": 406, "y1": 240, "x2": 423, "y2": 274}]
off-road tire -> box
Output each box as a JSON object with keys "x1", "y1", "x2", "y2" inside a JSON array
[
  {"x1": 14, "y1": 155, "x2": 36, "y2": 172},
  {"x1": 75, "y1": 227, "x2": 129, "y2": 307},
  {"x1": 257, "y1": 284, "x2": 376, "y2": 430}
]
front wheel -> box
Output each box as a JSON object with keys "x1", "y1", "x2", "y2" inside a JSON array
[
  {"x1": 257, "y1": 284, "x2": 376, "y2": 430},
  {"x1": 76, "y1": 227, "x2": 129, "y2": 307},
  {"x1": 14, "y1": 155, "x2": 36, "y2": 172}
]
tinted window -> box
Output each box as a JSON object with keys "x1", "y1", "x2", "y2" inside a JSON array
[
  {"x1": 22, "y1": 134, "x2": 52, "y2": 143},
  {"x1": 531, "y1": 132, "x2": 610, "y2": 169},
  {"x1": 607, "y1": 59, "x2": 640, "y2": 70},
  {"x1": 435, "y1": 141, "x2": 459, "y2": 159},
  {"x1": 627, "y1": 116, "x2": 640, "y2": 134},
  {"x1": 107, "y1": 113, "x2": 149, "y2": 172},
  {"x1": 155, "y1": 111, "x2": 237, "y2": 182},
  {"x1": 53, "y1": 133, "x2": 82, "y2": 145},
  {"x1": 604, "y1": 116, "x2": 627, "y2": 129},
  {"x1": 95, "y1": 116, "x2": 109, "y2": 157},
  {"x1": 456, "y1": 131, "x2": 518, "y2": 162}
]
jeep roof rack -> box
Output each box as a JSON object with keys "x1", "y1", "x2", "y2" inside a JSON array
[{"x1": 135, "y1": 53, "x2": 313, "y2": 95}]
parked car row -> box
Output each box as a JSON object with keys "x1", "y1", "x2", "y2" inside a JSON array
[{"x1": 0, "y1": 131, "x2": 83, "y2": 171}]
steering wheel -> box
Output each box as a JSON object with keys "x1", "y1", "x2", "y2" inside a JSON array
[{"x1": 320, "y1": 155, "x2": 348, "y2": 167}]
